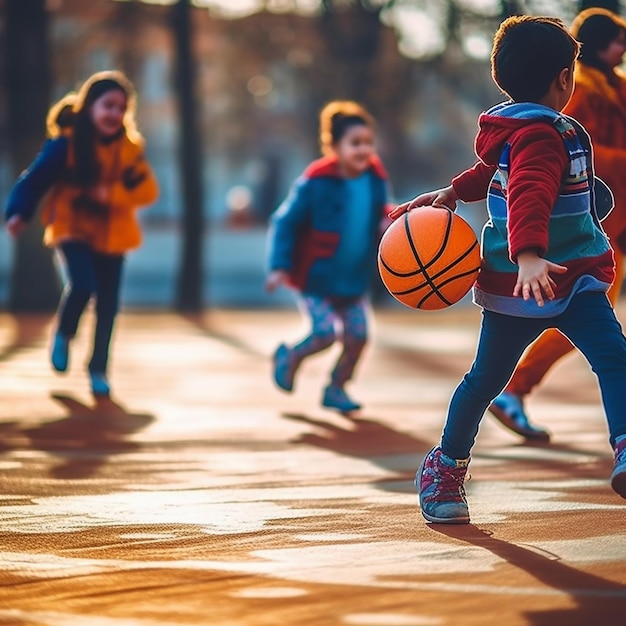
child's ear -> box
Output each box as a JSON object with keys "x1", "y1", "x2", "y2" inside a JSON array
[{"x1": 557, "y1": 66, "x2": 572, "y2": 91}]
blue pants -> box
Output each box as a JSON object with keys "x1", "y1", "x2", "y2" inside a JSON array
[
  {"x1": 56, "y1": 241, "x2": 124, "y2": 375},
  {"x1": 291, "y1": 295, "x2": 368, "y2": 387},
  {"x1": 443, "y1": 292, "x2": 626, "y2": 459}
]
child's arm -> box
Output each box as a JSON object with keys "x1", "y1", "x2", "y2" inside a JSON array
[
  {"x1": 508, "y1": 124, "x2": 570, "y2": 305},
  {"x1": 109, "y1": 152, "x2": 159, "y2": 211},
  {"x1": 389, "y1": 161, "x2": 495, "y2": 220},
  {"x1": 266, "y1": 177, "x2": 310, "y2": 292},
  {"x1": 5, "y1": 137, "x2": 68, "y2": 237}
]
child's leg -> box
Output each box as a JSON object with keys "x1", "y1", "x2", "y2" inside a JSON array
[
  {"x1": 330, "y1": 297, "x2": 368, "y2": 388},
  {"x1": 442, "y1": 311, "x2": 546, "y2": 459},
  {"x1": 556, "y1": 292, "x2": 626, "y2": 446},
  {"x1": 56, "y1": 242, "x2": 97, "y2": 337},
  {"x1": 89, "y1": 253, "x2": 125, "y2": 375},
  {"x1": 290, "y1": 295, "x2": 338, "y2": 363}
]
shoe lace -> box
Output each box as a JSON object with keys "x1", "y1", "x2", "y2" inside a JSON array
[{"x1": 425, "y1": 459, "x2": 468, "y2": 502}]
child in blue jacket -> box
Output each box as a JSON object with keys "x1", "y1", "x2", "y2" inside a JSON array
[{"x1": 266, "y1": 101, "x2": 390, "y2": 413}]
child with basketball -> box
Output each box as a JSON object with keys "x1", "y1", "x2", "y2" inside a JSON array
[
  {"x1": 266, "y1": 101, "x2": 390, "y2": 413},
  {"x1": 391, "y1": 16, "x2": 626, "y2": 523},
  {"x1": 5, "y1": 70, "x2": 158, "y2": 397}
]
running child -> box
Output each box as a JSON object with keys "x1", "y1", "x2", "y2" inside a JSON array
[
  {"x1": 391, "y1": 16, "x2": 626, "y2": 523},
  {"x1": 266, "y1": 101, "x2": 390, "y2": 413},
  {"x1": 5, "y1": 70, "x2": 159, "y2": 397}
]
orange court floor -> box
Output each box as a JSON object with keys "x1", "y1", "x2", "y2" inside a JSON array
[{"x1": 0, "y1": 303, "x2": 625, "y2": 626}]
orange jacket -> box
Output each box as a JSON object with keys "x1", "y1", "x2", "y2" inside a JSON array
[
  {"x1": 564, "y1": 63, "x2": 626, "y2": 251},
  {"x1": 41, "y1": 130, "x2": 159, "y2": 254}
]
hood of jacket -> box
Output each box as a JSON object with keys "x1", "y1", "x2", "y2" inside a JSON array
[{"x1": 475, "y1": 101, "x2": 562, "y2": 167}]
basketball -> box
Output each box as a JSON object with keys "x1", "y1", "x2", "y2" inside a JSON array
[{"x1": 378, "y1": 206, "x2": 481, "y2": 310}]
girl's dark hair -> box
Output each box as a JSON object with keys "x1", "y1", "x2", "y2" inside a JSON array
[
  {"x1": 319, "y1": 101, "x2": 374, "y2": 155},
  {"x1": 46, "y1": 70, "x2": 138, "y2": 186},
  {"x1": 491, "y1": 16, "x2": 580, "y2": 102},
  {"x1": 571, "y1": 8, "x2": 626, "y2": 77}
]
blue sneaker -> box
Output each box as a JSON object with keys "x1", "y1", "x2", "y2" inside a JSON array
[
  {"x1": 322, "y1": 385, "x2": 361, "y2": 413},
  {"x1": 90, "y1": 372, "x2": 111, "y2": 397},
  {"x1": 611, "y1": 438, "x2": 626, "y2": 498},
  {"x1": 489, "y1": 391, "x2": 550, "y2": 441},
  {"x1": 51, "y1": 331, "x2": 70, "y2": 373},
  {"x1": 415, "y1": 447, "x2": 470, "y2": 524},
  {"x1": 273, "y1": 343, "x2": 297, "y2": 392}
]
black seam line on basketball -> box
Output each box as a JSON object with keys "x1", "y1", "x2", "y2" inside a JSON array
[
  {"x1": 382, "y1": 210, "x2": 455, "y2": 278},
  {"x1": 403, "y1": 212, "x2": 453, "y2": 306},
  {"x1": 391, "y1": 237, "x2": 479, "y2": 296},
  {"x1": 409, "y1": 238, "x2": 479, "y2": 285},
  {"x1": 416, "y1": 268, "x2": 481, "y2": 307},
  {"x1": 392, "y1": 265, "x2": 480, "y2": 297},
  {"x1": 379, "y1": 256, "x2": 426, "y2": 278}
]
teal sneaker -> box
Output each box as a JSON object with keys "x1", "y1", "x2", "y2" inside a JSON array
[
  {"x1": 415, "y1": 446, "x2": 470, "y2": 524},
  {"x1": 322, "y1": 385, "x2": 361, "y2": 413},
  {"x1": 272, "y1": 343, "x2": 297, "y2": 392},
  {"x1": 611, "y1": 438, "x2": 626, "y2": 498},
  {"x1": 51, "y1": 331, "x2": 70, "y2": 373},
  {"x1": 90, "y1": 372, "x2": 111, "y2": 397},
  {"x1": 489, "y1": 391, "x2": 550, "y2": 441}
]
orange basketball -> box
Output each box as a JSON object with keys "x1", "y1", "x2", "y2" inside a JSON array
[{"x1": 378, "y1": 207, "x2": 481, "y2": 310}]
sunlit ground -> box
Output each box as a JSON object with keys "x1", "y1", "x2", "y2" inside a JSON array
[{"x1": 0, "y1": 305, "x2": 625, "y2": 624}]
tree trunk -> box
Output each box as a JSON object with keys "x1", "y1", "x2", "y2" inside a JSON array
[
  {"x1": 5, "y1": 0, "x2": 60, "y2": 311},
  {"x1": 173, "y1": 0, "x2": 205, "y2": 312}
]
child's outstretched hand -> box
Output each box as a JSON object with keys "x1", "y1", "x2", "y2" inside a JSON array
[
  {"x1": 389, "y1": 185, "x2": 458, "y2": 221},
  {"x1": 514, "y1": 250, "x2": 567, "y2": 307},
  {"x1": 5, "y1": 215, "x2": 27, "y2": 238},
  {"x1": 266, "y1": 270, "x2": 290, "y2": 293}
]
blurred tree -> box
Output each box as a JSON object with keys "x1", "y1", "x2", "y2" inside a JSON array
[
  {"x1": 4, "y1": 0, "x2": 60, "y2": 311},
  {"x1": 173, "y1": 0, "x2": 205, "y2": 311}
]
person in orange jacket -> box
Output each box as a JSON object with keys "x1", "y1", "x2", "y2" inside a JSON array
[
  {"x1": 489, "y1": 8, "x2": 626, "y2": 441},
  {"x1": 4, "y1": 70, "x2": 159, "y2": 396}
]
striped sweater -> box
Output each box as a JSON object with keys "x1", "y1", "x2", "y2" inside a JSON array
[{"x1": 452, "y1": 101, "x2": 614, "y2": 318}]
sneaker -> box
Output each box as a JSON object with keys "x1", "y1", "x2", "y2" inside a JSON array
[
  {"x1": 272, "y1": 343, "x2": 297, "y2": 392},
  {"x1": 415, "y1": 446, "x2": 470, "y2": 524},
  {"x1": 489, "y1": 392, "x2": 550, "y2": 441},
  {"x1": 610, "y1": 438, "x2": 626, "y2": 499},
  {"x1": 51, "y1": 331, "x2": 70, "y2": 373},
  {"x1": 90, "y1": 372, "x2": 111, "y2": 397},
  {"x1": 322, "y1": 385, "x2": 362, "y2": 413}
]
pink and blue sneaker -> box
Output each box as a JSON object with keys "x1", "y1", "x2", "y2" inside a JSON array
[
  {"x1": 611, "y1": 437, "x2": 626, "y2": 498},
  {"x1": 415, "y1": 446, "x2": 470, "y2": 524}
]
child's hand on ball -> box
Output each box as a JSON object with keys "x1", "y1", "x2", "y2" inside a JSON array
[
  {"x1": 389, "y1": 185, "x2": 458, "y2": 221},
  {"x1": 266, "y1": 270, "x2": 290, "y2": 293}
]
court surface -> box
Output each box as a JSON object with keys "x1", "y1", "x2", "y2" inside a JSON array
[{"x1": 1, "y1": 305, "x2": 625, "y2": 625}]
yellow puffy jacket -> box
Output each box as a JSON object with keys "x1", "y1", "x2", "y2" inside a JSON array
[{"x1": 41, "y1": 129, "x2": 159, "y2": 254}]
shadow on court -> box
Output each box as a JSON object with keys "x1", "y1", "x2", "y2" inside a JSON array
[
  {"x1": 0, "y1": 393, "x2": 154, "y2": 480},
  {"x1": 433, "y1": 524, "x2": 626, "y2": 626}
]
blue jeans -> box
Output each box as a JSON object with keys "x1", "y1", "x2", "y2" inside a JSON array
[
  {"x1": 56, "y1": 241, "x2": 124, "y2": 374},
  {"x1": 442, "y1": 292, "x2": 626, "y2": 459}
]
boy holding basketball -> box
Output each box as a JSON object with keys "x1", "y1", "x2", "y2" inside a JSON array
[{"x1": 391, "y1": 15, "x2": 626, "y2": 524}]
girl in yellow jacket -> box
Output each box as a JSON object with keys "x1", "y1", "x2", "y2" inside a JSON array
[{"x1": 5, "y1": 70, "x2": 159, "y2": 396}]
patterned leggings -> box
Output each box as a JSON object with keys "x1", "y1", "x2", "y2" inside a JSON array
[{"x1": 291, "y1": 295, "x2": 369, "y2": 387}]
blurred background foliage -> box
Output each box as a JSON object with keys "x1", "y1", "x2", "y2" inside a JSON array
[{"x1": 0, "y1": 0, "x2": 621, "y2": 309}]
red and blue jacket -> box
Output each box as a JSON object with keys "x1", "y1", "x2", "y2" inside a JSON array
[
  {"x1": 452, "y1": 101, "x2": 614, "y2": 318},
  {"x1": 267, "y1": 154, "x2": 390, "y2": 298}
]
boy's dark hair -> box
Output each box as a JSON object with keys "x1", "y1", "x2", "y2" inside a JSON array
[{"x1": 491, "y1": 16, "x2": 580, "y2": 102}]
